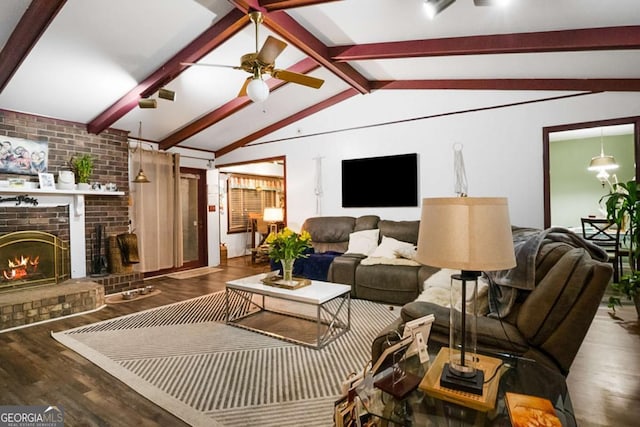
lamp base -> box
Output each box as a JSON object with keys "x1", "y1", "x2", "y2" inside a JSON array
[{"x1": 439, "y1": 363, "x2": 484, "y2": 395}]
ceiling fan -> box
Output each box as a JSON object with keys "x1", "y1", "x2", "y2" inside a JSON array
[{"x1": 183, "y1": 11, "x2": 324, "y2": 103}]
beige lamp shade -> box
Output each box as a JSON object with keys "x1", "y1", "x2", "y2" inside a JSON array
[
  {"x1": 415, "y1": 197, "x2": 516, "y2": 272},
  {"x1": 588, "y1": 139, "x2": 618, "y2": 171},
  {"x1": 588, "y1": 154, "x2": 619, "y2": 171},
  {"x1": 263, "y1": 207, "x2": 284, "y2": 223}
]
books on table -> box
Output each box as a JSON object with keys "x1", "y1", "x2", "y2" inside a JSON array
[{"x1": 505, "y1": 392, "x2": 562, "y2": 427}]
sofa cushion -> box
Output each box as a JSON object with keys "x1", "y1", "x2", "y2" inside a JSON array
[
  {"x1": 328, "y1": 253, "x2": 365, "y2": 290},
  {"x1": 378, "y1": 220, "x2": 420, "y2": 245},
  {"x1": 517, "y1": 247, "x2": 593, "y2": 345},
  {"x1": 302, "y1": 216, "x2": 355, "y2": 253},
  {"x1": 401, "y1": 301, "x2": 529, "y2": 353},
  {"x1": 534, "y1": 241, "x2": 574, "y2": 285},
  {"x1": 354, "y1": 215, "x2": 380, "y2": 232},
  {"x1": 355, "y1": 264, "x2": 422, "y2": 304}
]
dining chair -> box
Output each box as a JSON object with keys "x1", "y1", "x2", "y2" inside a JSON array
[{"x1": 580, "y1": 217, "x2": 627, "y2": 282}]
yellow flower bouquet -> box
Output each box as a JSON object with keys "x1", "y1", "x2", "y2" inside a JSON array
[
  {"x1": 265, "y1": 228, "x2": 312, "y2": 262},
  {"x1": 265, "y1": 228, "x2": 312, "y2": 281}
]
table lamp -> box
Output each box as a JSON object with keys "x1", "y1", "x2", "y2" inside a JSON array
[
  {"x1": 263, "y1": 207, "x2": 284, "y2": 235},
  {"x1": 414, "y1": 197, "x2": 515, "y2": 395}
]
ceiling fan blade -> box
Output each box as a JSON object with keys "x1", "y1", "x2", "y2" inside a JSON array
[
  {"x1": 256, "y1": 36, "x2": 287, "y2": 65},
  {"x1": 271, "y1": 69, "x2": 324, "y2": 89},
  {"x1": 237, "y1": 77, "x2": 251, "y2": 97},
  {"x1": 181, "y1": 62, "x2": 239, "y2": 70}
]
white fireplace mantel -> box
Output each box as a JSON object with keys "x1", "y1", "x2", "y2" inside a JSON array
[{"x1": 0, "y1": 188, "x2": 125, "y2": 278}]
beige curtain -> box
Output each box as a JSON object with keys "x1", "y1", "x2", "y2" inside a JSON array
[{"x1": 130, "y1": 148, "x2": 183, "y2": 272}]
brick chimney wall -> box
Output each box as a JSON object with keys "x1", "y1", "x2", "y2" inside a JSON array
[{"x1": 0, "y1": 109, "x2": 130, "y2": 274}]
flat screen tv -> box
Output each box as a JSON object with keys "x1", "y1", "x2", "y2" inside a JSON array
[{"x1": 342, "y1": 153, "x2": 418, "y2": 207}]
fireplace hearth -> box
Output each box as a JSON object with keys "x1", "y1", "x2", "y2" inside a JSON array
[{"x1": 0, "y1": 231, "x2": 69, "y2": 292}]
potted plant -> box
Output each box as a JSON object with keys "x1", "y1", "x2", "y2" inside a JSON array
[
  {"x1": 69, "y1": 154, "x2": 94, "y2": 190},
  {"x1": 600, "y1": 179, "x2": 640, "y2": 315}
]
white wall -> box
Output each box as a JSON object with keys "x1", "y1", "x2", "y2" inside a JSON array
[{"x1": 216, "y1": 91, "x2": 640, "y2": 233}]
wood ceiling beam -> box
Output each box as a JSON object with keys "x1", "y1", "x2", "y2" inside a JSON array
[
  {"x1": 329, "y1": 26, "x2": 640, "y2": 60},
  {"x1": 159, "y1": 57, "x2": 321, "y2": 150},
  {"x1": 87, "y1": 9, "x2": 247, "y2": 135},
  {"x1": 263, "y1": 11, "x2": 370, "y2": 94},
  {"x1": 230, "y1": 0, "x2": 369, "y2": 94},
  {"x1": 371, "y1": 79, "x2": 640, "y2": 92},
  {"x1": 215, "y1": 88, "x2": 358, "y2": 157},
  {"x1": 258, "y1": 0, "x2": 342, "y2": 11},
  {"x1": 0, "y1": 0, "x2": 66, "y2": 93}
]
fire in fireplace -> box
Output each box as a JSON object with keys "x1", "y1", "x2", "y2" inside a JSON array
[
  {"x1": 3, "y1": 254, "x2": 40, "y2": 280},
  {"x1": 0, "y1": 231, "x2": 69, "y2": 291}
]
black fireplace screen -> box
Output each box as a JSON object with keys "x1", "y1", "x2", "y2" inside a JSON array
[{"x1": 0, "y1": 231, "x2": 70, "y2": 291}]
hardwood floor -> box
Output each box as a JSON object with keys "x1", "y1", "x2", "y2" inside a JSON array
[
  {"x1": 566, "y1": 303, "x2": 640, "y2": 427},
  {"x1": 0, "y1": 257, "x2": 637, "y2": 426},
  {"x1": 0, "y1": 257, "x2": 269, "y2": 427}
]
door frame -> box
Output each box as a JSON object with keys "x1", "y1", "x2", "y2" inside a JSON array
[
  {"x1": 180, "y1": 167, "x2": 208, "y2": 269},
  {"x1": 543, "y1": 115, "x2": 640, "y2": 228}
]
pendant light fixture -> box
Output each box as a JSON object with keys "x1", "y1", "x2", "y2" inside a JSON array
[
  {"x1": 132, "y1": 121, "x2": 150, "y2": 184},
  {"x1": 588, "y1": 128, "x2": 618, "y2": 172}
]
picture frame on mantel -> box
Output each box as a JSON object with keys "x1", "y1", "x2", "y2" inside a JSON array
[
  {"x1": 0, "y1": 136, "x2": 48, "y2": 176},
  {"x1": 38, "y1": 172, "x2": 55, "y2": 190}
]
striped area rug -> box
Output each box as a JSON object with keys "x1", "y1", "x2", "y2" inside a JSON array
[{"x1": 52, "y1": 290, "x2": 399, "y2": 426}]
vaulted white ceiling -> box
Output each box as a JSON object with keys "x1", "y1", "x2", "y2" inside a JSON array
[{"x1": 0, "y1": 0, "x2": 638, "y2": 159}]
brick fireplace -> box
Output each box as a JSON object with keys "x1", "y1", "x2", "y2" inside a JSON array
[
  {"x1": 0, "y1": 199, "x2": 139, "y2": 331},
  {"x1": 0, "y1": 110, "x2": 144, "y2": 330},
  {"x1": 0, "y1": 195, "x2": 143, "y2": 295}
]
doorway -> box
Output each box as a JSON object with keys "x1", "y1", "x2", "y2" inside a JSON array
[
  {"x1": 543, "y1": 116, "x2": 640, "y2": 228},
  {"x1": 216, "y1": 157, "x2": 286, "y2": 259},
  {"x1": 180, "y1": 167, "x2": 207, "y2": 268}
]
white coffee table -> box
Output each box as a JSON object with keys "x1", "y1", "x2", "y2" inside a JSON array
[{"x1": 225, "y1": 273, "x2": 351, "y2": 349}]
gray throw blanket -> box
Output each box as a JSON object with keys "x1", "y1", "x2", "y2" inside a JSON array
[{"x1": 484, "y1": 226, "x2": 608, "y2": 318}]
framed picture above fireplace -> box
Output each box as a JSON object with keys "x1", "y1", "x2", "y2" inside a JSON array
[{"x1": 0, "y1": 136, "x2": 48, "y2": 176}]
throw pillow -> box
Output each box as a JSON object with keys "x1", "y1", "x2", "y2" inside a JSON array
[
  {"x1": 345, "y1": 229, "x2": 380, "y2": 256},
  {"x1": 370, "y1": 236, "x2": 415, "y2": 259}
]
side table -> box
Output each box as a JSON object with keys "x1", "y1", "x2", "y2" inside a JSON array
[{"x1": 355, "y1": 350, "x2": 576, "y2": 426}]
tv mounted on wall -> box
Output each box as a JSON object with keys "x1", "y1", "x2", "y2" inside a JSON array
[{"x1": 342, "y1": 153, "x2": 419, "y2": 208}]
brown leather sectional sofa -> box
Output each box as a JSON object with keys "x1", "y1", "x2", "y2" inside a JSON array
[
  {"x1": 371, "y1": 235, "x2": 613, "y2": 375},
  {"x1": 302, "y1": 216, "x2": 613, "y2": 375},
  {"x1": 301, "y1": 215, "x2": 438, "y2": 305}
]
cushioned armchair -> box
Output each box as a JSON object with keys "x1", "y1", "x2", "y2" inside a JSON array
[{"x1": 372, "y1": 240, "x2": 613, "y2": 376}]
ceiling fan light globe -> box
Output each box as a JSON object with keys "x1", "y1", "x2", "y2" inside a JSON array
[{"x1": 247, "y1": 78, "x2": 269, "y2": 103}]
